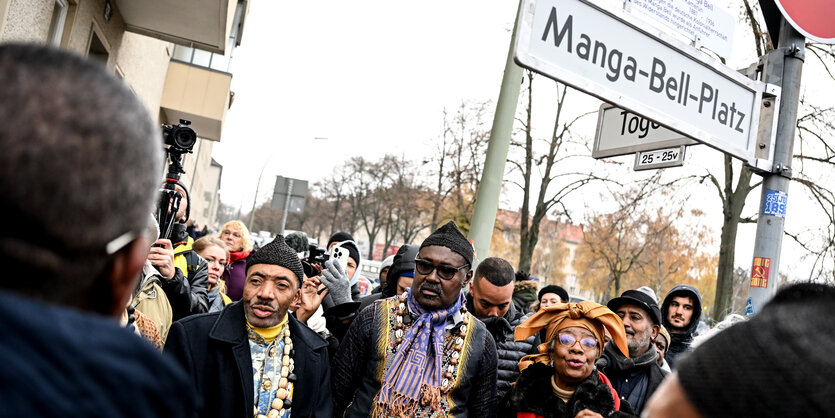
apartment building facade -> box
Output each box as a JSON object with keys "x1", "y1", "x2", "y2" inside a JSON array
[{"x1": 0, "y1": 0, "x2": 246, "y2": 230}]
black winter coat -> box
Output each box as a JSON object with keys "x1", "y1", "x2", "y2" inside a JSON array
[
  {"x1": 498, "y1": 362, "x2": 637, "y2": 418},
  {"x1": 162, "y1": 247, "x2": 209, "y2": 321},
  {"x1": 165, "y1": 301, "x2": 332, "y2": 418},
  {"x1": 467, "y1": 293, "x2": 540, "y2": 399}
]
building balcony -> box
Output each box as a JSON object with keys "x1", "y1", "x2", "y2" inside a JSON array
[
  {"x1": 114, "y1": 0, "x2": 246, "y2": 54},
  {"x1": 160, "y1": 56, "x2": 231, "y2": 142}
]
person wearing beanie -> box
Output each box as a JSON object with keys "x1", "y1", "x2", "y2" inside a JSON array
[
  {"x1": 332, "y1": 221, "x2": 498, "y2": 417},
  {"x1": 318, "y1": 238, "x2": 364, "y2": 343},
  {"x1": 538, "y1": 284, "x2": 571, "y2": 309},
  {"x1": 512, "y1": 271, "x2": 539, "y2": 314},
  {"x1": 359, "y1": 244, "x2": 420, "y2": 314},
  {"x1": 499, "y1": 301, "x2": 636, "y2": 417},
  {"x1": 654, "y1": 325, "x2": 672, "y2": 373},
  {"x1": 645, "y1": 282, "x2": 835, "y2": 418},
  {"x1": 660, "y1": 284, "x2": 702, "y2": 368},
  {"x1": 599, "y1": 289, "x2": 668, "y2": 414},
  {"x1": 327, "y1": 231, "x2": 354, "y2": 251},
  {"x1": 165, "y1": 236, "x2": 333, "y2": 417},
  {"x1": 372, "y1": 254, "x2": 396, "y2": 293}
]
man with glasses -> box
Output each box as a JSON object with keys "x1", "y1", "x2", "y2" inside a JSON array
[
  {"x1": 599, "y1": 289, "x2": 669, "y2": 414},
  {"x1": 0, "y1": 43, "x2": 194, "y2": 416},
  {"x1": 332, "y1": 221, "x2": 498, "y2": 417}
]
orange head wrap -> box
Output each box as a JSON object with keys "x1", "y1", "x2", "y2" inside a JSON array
[{"x1": 515, "y1": 301, "x2": 629, "y2": 371}]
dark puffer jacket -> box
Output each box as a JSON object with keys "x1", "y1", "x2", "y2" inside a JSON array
[
  {"x1": 498, "y1": 362, "x2": 637, "y2": 418},
  {"x1": 661, "y1": 284, "x2": 702, "y2": 368},
  {"x1": 467, "y1": 293, "x2": 540, "y2": 399}
]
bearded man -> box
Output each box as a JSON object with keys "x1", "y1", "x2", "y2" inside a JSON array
[
  {"x1": 599, "y1": 289, "x2": 669, "y2": 414},
  {"x1": 332, "y1": 221, "x2": 498, "y2": 417}
]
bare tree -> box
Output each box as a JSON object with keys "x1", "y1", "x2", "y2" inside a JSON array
[{"x1": 507, "y1": 71, "x2": 605, "y2": 274}]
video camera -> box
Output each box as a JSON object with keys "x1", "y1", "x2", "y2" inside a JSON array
[
  {"x1": 302, "y1": 244, "x2": 329, "y2": 278},
  {"x1": 156, "y1": 119, "x2": 197, "y2": 241}
]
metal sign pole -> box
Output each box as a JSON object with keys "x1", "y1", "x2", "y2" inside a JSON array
[
  {"x1": 279, "y1": 178, "x2": 294, "y2": 236},
  {"x1": 747, "y1": 18, "x2": 805, "y2": 313},
  {"x1": 468, "y1": 0, "x2": 524, "y2": 267}
]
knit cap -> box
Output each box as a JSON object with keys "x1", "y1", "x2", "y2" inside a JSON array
[
  {"x1": 327, "y1": 231, "x2": 354, "y2": 249},
  {"x1": 677, "y1": 282, "x2": 835, "y2": 417},
  {"x1": 246, "y1": 235, "x2": 304, "y2": 285},
  {"x1": 419, "y1": 221, "x2": 473, "y2": 265},
  {"x1": 538, "y1": 285, "x2": 569, "y2": 303}
]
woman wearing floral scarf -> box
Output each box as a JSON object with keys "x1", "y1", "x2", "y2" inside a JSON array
[{"x1": 499, "y1": 301, "x2": 638, "y2": 418}]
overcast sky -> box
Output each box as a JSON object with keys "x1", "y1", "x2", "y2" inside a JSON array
[{"x1": 211, "y1": 0, "x2": 831, "y2": 279}]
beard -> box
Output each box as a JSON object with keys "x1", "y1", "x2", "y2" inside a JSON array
[{"x1": 626, "y1": 327, "x2": 652, "y2": 356}]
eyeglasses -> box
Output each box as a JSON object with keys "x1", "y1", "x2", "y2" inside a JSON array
[
  {"x1": 557, "y1": 333, "x2": 598, "y2": 350},
  {"x1": 414, "y1": 258, "x2": 469, "y2": 280}
]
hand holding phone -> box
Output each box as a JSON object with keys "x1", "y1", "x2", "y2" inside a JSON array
[{"x1": 330, "y1": 246, "x2": 350, "y2": 276}]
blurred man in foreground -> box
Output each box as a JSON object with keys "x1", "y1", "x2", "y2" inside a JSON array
[{"x1": 0, "y1": 43, "x2": 194, "y2": 417}]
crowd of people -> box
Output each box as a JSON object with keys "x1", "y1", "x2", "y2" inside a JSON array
[{"x1": 3, "y1": 43, "x2": 834, "y2": 418}]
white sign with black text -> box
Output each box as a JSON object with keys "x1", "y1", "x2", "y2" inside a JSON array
[
  {"x1": 634, "y1": 146, "x2": 687, "y2": 171},
  {"x1": 514, "y1": 0, "x2": 777, "y2": 166},
  {"x1": 629, "y1": 0, "x2": 735, "y2": 58},
  {"x1": 593, "y1": 103, "x2": 697, "y2": 158}
]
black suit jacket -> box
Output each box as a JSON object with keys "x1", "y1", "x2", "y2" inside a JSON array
[{"x1": 165, "y1": 301, "x2": 332, "y2": 418}]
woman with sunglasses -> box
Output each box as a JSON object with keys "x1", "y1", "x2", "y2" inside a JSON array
[
  {"x1": 499, "y1": 301, "x2": 638, "y2": 418},
  {"x1": 193, "y1": 236, "x2": 232, "y2": 313}
]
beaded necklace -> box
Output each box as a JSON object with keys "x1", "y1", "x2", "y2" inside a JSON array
[
  {"x1": 253, "y1": 322, "x2": 295, "y2": 418},
  {"x1": 391, "y1": 291, "x2": 470, "y2": 394}
]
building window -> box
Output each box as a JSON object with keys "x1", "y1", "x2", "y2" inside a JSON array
[
  {"x1": 87, "y1": 28, "x2": 109, "y2": 66},
  {"x1": 46, "y1": 0, "x2": 69, "y2": 46}
]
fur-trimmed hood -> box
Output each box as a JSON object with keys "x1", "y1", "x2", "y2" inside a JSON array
[{"x1": 514, "y1": 279, "x2": 539, "y2": 293}]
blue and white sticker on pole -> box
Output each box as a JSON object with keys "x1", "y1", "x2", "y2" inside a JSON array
[{"x1": 762, "y1": 189, "x2": 788, "y2": 218}]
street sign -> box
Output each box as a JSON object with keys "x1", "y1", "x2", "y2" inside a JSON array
[
  {"x1": 271, "y1": 176, "x2": 308, "y2": 214},
  {"x1": 593, "y1": 103, "x2": 697, "y2": 158},
  {"x1": 774, "y1": 0, "x2": 835, "y2": 44},
  {"x1": 629, "y1": 0, "x2": 735, "y2": 58},
  {"x1": 633, "y1": 146, "x2": 687, "y2": 171},
  {"x1": 514, "y1": 0, "x2": 779, "y2": 166}
]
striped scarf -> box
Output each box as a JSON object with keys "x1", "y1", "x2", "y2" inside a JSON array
[{"x1": 377, "y1": 289, "x2": 464, "y2": 415}]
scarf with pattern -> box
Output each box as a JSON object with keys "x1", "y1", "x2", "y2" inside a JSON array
[{"x1": 376, "y1": 288, "x2": 464, "y2": 415}]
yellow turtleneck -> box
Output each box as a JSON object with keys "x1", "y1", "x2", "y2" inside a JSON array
[{"x1": 246, "y1": 313, "x2": 288, "y2": 343}]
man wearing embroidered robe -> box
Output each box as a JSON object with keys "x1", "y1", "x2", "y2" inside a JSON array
[
  {"x1": 166, "y1": 236, "x2": 332, "y2": 417},
  {"x1": 332, "y1": 221, "x2": 499, "y2": 417}
]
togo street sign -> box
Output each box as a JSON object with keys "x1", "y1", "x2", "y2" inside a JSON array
[
  {"x1": 593, "y1": 103, "x2": 697, "y2": 158},
  {"x1": 514, "y1": 0, "x2": 780, "y2": 167}
]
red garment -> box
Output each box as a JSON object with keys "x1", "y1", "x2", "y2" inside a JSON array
[
  {"x1": 598, "y1": 370, "x2": 621, "y2": 411},
  {"x1": 229, "y1": 250, "x2": 250, "y2": 263}
]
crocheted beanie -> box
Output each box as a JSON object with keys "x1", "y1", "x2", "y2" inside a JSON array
[
  {"x1": 246, "y1": 235, "x2": 304, "y2": 285},
  {"x1": 419, "y1": 221, "x2": 473, "y2": 265}
]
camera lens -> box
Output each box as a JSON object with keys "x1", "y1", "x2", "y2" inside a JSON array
[{"x1": 172, "y1": 127, "x2": 197, "y2": 150}]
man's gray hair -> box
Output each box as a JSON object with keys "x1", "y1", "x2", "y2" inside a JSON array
[{"x1": 0, "y1": 43, "x2": 162, "y2": 305}]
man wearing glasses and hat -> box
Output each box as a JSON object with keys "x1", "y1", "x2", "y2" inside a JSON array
[
  {"x1": 599, "y1": 289, "x2": 669, "y2": 414},
  {"x1": 332, "y1": 221, "x2": 498, "y2": 417}
]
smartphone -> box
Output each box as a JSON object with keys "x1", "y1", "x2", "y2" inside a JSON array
[{"x1": 330, "y1": 246, "x2": 350, "y2": 275}]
